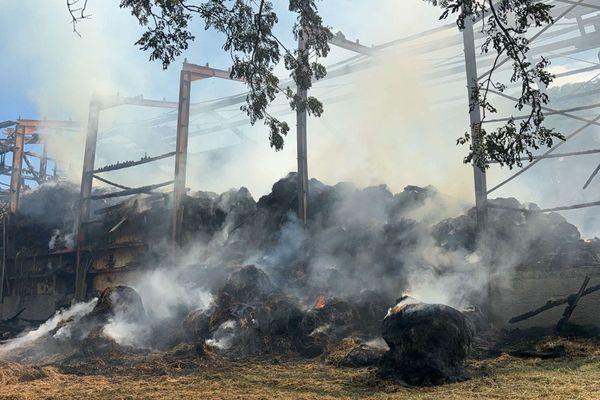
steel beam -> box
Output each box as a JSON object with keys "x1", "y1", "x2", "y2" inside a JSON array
[
  {"x1": 183, "y1": 62, "x2": 244, "y2": 82},
  {"x1": 75, "y1": 99, "x2": 100, "y2": 301},
  {"x1": 98, "y1": 95, "x2": 179, "y2": 110},
  {"x1": 9, "y1": 124, "x2": 25, "y2": 213},
  {"x1": 328, "y1": 33, "x2": 376, "y2": 56},
  {"x1": 297, "y1": 30, "x2": 309, "y2": 225},
  {"x1": 93, "y1": 151, "x2": 176, "y2": 173},
  {"x1": 462, "y1": 16, "x2": 488, "y2": 234},
  {"x1": 488, "y1": 200, "x2": 600, "y2": 213},
  {"x1": 172, "y1": 69, "x2": 192, "y2": 244},
  {"x1": 88, "y1": 180, "x2": 173, "y2": 200},
  {"x1": 477, "y1": 0, "x2": 585, "y2": 82},
  {"x1": 487, "y1": 113, "x2": 600, "y2": 194}
]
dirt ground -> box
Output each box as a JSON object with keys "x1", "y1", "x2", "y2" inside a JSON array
[{"x1": 1, "y1": 338, "x2": 599, "y2": 400}]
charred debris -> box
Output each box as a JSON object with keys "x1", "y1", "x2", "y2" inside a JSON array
[{"x1": 1, "y1": 173, "x2": 599, "y2": 386}]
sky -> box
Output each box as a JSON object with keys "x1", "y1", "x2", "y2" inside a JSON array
[{"x1": 0, "y1": 1, "x2": 599, "y2": 237}]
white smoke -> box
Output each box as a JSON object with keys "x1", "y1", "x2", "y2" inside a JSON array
[
  {"x1": 205, "y1": 320, "x2": 237, "y2": 350},
  {"x1": 0, "y1": 299, "x2": 97, "y2": 357}
]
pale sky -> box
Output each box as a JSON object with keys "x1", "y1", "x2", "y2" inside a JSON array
[{"x1": 0, "y1": 1, "x2": 599, "y2": 237}]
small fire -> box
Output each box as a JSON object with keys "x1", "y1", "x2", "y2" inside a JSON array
[{"x1": 314, "y1": 294, "x2": 326, "y2": 310}]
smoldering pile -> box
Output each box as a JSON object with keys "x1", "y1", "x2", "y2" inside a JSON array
[
  {"x1": 182, "y1": 265, "x2": 390, "y2": 360},
  {"x1": 10, "y1": 181, "x2": 120, "y2": 252},
  {"x1": 0, "y1": 265, "x2": 477, "y2": 385},
  {"x1": 3, "y1": 173, "x2": 598, "y2": 385},
  {"x1": 0, "y1": 286, "x2": 145, "y2": 364}
]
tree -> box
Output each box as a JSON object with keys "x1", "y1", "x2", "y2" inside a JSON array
[
  {"x1": 67, "y1": 0, "x2": 563, "y2": 170},
  {"x1": 430, "y1": 0, "x2": 562, "y2": 169}
]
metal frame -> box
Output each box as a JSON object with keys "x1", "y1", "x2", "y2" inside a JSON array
[
  {"x1": 4, "y1": 1, "x2": 599, "y2": 302},
  {"x1": 74, "y1": 63, "x2": 244, "y2": 300},
  {"x1": 0, "y1": 119, "x2": 79, "y2": 213},
  {"x1": 74, "y1": 95, "x2": 180, "y2": 300},
  {"x1": 171, "y1": 62, "x2": 244, "y2": 244},
  {"x1": 461, "y1": 0, "x2": 600, "y2": 225}
]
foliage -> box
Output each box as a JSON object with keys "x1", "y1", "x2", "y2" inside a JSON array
[
  {"x1": 68, "y1": 0, "x2": 564, "y2": 169},
  {"x1": 117, "y1": 0, "x2": 332, "y2": 151},
  {"x1": 428, "y1": 0, "x2": 564, "y2": 169}
]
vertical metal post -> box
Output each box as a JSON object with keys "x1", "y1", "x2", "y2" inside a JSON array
[
  {"x1": 40, "y1": 142, "x2": 48, "y2": 182},
  {"x1": 9, "y1": 124, "x2": 25, "y2": 214},
  {"x1": 172, "y1": 69, "x2": 192, "y2": 244},
  {"x1": 0, "y1": 218, "x2": 5, "y2": 303},
  {"x1": 296, "y1": 29, "x2": 309, "y2": 225},
  {"x1": 462, "y1": 16, "x2": 488, "y2": 234},
  {"x1": 75, "y1": 99, "x2": 100, "y2": 301}
]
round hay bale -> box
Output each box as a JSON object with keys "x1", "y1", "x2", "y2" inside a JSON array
[
  {"x1": 89, "y1": 286, "x2": 145, "y2": 322},
  {"x1": 380, "y1": 296, "x2": 473, "y2": 386},
  {"x1": 183, "y1": 308, "x2": 212, "y2": 340}
]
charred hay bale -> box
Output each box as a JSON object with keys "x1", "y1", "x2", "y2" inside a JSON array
[
  {"x1": 432, "y1": 197, "x2": 582, "y2": 263},
  {"x1": 352, "y1": 290, "x2": 393, "y2": 336},
  {"x1": 183, "y1": 308, "x2": 212, "y2": 341},
  {"x1": 209, "y1": 265, "x2": 275, "y2": 329},
  {"x1": 260, "y1": 294, "x2": 304, "y2": 336},
  {"x1": 206, "y1": 294, "x2": 306, "y2": 357},
  {"x1": 206, "y1": 265, "x2": 310, "y2": 357},
  {"x1": 12, "y1": 183, "x2": 79, "y2": 250},
  {"x1": 80, "y1": 326, "x2": 123, "y2": 358},
  {"x1": 216, "y1": 187, "x2": 257, "y2": 227},
  {"x1": 380, "y1": 296, "x2": 473, "y2": 386},
  {"x1": 219, "y1": 265, "x2": 274, "y2": 304},
  {"x1": 299, "y1": 297, "x2": 359, "y2": 356},
  {"x1": 88, "y1": 286, "x2": 145, "y2": 323},
  {"x1": 327, "y1": 337, "x2": 387, "y2": 368},
  {"x1": 301, "y1": 297, "x2": 358, "y2": 335},
  {"x1": 256, "y1": 173, "x2": 333, "y2": 225},
  {"x1": 182, "y1": 191, "x2": 225, "y2": 241}
]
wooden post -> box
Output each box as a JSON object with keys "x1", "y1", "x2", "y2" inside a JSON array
[
  {"x1": 0, "y1": 218, "x2": 6, "y2": 303},
  {"x1": 172, "y1": 69, "x2": 192, "y2": 244},
  {"x1": 9, "y1": 124, "x2": 25, "y2": 214},
  {"x1": 556, "y1": 276, "x2": 590, "y2": 331},
  {"x1": 462, "y1": 15, "x2": 488, "y2": 234},
  {"x1": 75, "y1": 99, "x2": 100, "y2": 301},
  {"x1": 40, "y1": 142, "x2": 48, "y2": 182},
  {"x1": 296, "y1": 28, "x2": 309, "y2": 225}
]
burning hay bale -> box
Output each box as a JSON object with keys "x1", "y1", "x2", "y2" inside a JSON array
[
  {"x1": 380, "y1": 296, "x2": 473, "y2": 386},
  {"x1": 300, "y1": 296, "x2": 359, "y2": 350}
]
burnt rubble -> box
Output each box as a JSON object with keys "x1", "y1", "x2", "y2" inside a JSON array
[
  {"x1": 2, "y1": 174, "x2": 599, "y2": 386},
  {"x1": 11, "y1": 182, "x2": 80, "y2": 251},
  {"x1": 0, "y1": 286, "x2": 146, "y2": 364},
  {"x1": 179, "y1": 265, "x2": 391, "y2": 360},
  {"x1": 433, "y1": 197, "x2": 598, "y2": 268},
  {"x1": 13, "y1": 173, "x2": 596, "y2": 279}
]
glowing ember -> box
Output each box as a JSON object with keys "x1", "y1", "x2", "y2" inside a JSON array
[{"x1": 314, "y1": 294, "x2": 326, "y2": 310}]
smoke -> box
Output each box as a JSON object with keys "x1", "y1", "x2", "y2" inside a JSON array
[
  {"x1": 4, "y1": 0, "x2": 596, "y2": 238},
  {"x1": 2, "y1": 1, "x2": 598, "y2": 360},
  {"x1": 205, "y1": 320, "x2": 237, "y2": 350},
  {"x1": 0, "y1": 299, "x2": 97, "y2": 358}
]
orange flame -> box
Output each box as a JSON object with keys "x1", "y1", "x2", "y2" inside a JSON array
[{"x1": 314, "y1": 294, "x2": 326, "y2": 310}]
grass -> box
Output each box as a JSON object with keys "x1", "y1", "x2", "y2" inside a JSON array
[{"x1": 0, "y1": 338, "x2": 599, "y2": 399}]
